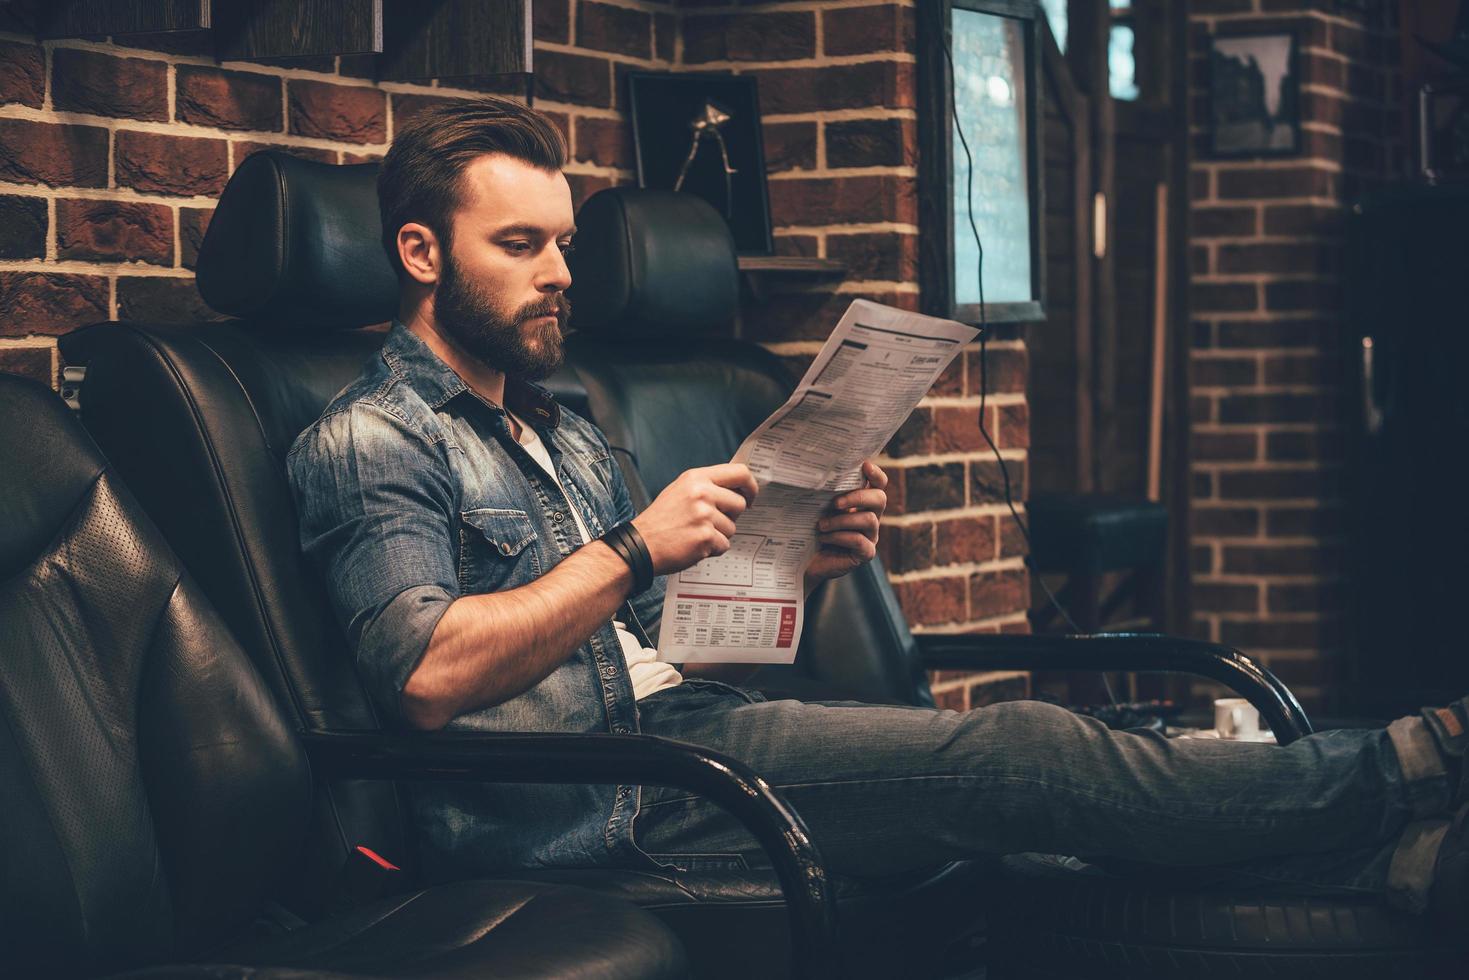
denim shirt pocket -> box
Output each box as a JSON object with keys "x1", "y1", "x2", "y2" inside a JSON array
[{"x1": 459, "y1": 507, "x2": 541, "y2": 591}]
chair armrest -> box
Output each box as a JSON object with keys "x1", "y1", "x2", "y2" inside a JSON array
[
  {"x1": 301, "y1": 729, "x2": 838, "y2": 980},
  {"x1": 914, "y1": 632, "x2": 1313, "y2": 745}
]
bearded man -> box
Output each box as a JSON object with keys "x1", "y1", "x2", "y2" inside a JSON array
[{"x1": 287, "y1": 97, "x2": 1469, "y2": 921}]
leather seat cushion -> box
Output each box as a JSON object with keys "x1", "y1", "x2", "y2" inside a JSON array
[
  {"x1": 217, "y1": 880, "x2": 686, "y2": 979},
  {"x1": 1027, "y1": 492, "x2": 1169, "y2": 573}
]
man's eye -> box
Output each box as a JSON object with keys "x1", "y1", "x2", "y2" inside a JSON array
[
  {"x1": 503, "y1": 241, "x2": 531, "y2": 253},
  {"x1": 559, "y1": 242, "x2": 576, "y2": 256}
]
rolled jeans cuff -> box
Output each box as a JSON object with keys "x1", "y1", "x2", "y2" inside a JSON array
[
  {"x1": 1386, "y1": 715, "x2": 1450, "y2": 818},
  {"x1": 1386, "y1": 818, "x2": 1450, "y2": 914}
]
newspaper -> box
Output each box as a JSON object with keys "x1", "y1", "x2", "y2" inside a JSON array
[{"x1": 657, "y1": 299, "x2": 979, "y2": 664}]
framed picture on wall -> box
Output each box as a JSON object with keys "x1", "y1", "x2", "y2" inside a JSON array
[
  {"x1": 1208, "y1": 29, "x2": 1301, "y2": 158},
  {"x1": 916, "y1": 0, "x2": 1046, "y2": 325},
  {"x1": 626, "y1": 71, "x2": 775, "y2": 255}
]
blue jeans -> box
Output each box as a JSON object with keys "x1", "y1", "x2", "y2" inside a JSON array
[{"x1": 634, "y1": 682, "x2": 1454, "y2": 911}]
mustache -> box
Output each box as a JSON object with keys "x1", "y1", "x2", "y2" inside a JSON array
[{"x1": 518, "y1": 294, "x2": 571, "y2": 323}]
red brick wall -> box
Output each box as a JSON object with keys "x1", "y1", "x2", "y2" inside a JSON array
[
  {"x1": 0, "y1": 1, "x2": 1031, "y2": 690},
  {"x1": 1186, "y1": 2, "x2": 1401, "y2": 709}
]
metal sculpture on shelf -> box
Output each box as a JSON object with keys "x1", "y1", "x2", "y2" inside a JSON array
[{"x1": 672, "y1": 99, "x2": 739, "y2": 220}]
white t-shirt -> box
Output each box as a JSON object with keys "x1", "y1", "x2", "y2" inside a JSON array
[{"x1": 509, "y1": 413, "x2": 682, "y2": 701}]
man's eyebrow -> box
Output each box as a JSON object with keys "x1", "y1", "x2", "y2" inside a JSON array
[{"x1": 491, "y1": 222, "x2": 577, "y2": 237}]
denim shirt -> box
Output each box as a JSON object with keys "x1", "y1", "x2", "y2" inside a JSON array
[{"x1": 287, "y1": 322, "x2": 669, "y2": 875}]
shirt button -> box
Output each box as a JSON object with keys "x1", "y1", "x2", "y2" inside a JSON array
[
  {"x1": 552, "y1": 512, "x2": 565, "y2": 524},
  {"x1": 498, "y1": 542, "x2": 512, "y2": 555},
  {"x1": 612, "y1": 726, "x2": 629, "y2": 735}
]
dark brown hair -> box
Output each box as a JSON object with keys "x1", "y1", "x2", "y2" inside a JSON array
[{"x1": 378, "y1": 96, "x2": 567, "y2": 277}]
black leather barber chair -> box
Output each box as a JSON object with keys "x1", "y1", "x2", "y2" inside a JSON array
[
  {"x1": 60, "y1": 155, "x2": 1454, "y2": 978},
  {"x1": 0, "y1": 372, "x2": 687, "y2": 979}
]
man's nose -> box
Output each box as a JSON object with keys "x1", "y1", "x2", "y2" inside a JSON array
[{"x1": 538, "y1": 244, "x2": 572, "y2": 292}]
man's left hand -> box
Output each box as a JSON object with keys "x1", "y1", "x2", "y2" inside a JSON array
[{"x1": 804, "y1": 460, "x2": 887, "y2": 591}]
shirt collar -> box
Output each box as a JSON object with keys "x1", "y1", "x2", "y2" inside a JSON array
[{"x1": 381, "y1": 321, "x2": 562, "y2": 428}]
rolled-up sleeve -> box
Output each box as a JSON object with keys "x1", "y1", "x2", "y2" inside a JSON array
[{"x1": 287, "y1": 403, "x2": 458, "y2": 724}]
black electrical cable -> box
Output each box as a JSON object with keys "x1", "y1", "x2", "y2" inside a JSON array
[{"x1": 941, "y1": 23, "x2": 1118, "y2": 706}]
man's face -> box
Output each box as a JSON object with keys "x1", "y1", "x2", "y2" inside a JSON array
[{"x1": 432, "y1": 154, "x2": 575, "y2": 380}]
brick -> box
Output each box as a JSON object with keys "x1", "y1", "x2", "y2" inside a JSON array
[
  {"x1": 231, "y1": 141, "x2": 337, "y2": 172},
  {"x1": 1194, "y1": 431, "x2": 1258, "y2": 462},
  {"x1": 825, "y1": 4, "x2": 910, "y2": 56},
  {"x1": 1217, "y1": 318, "x2": 1333, "y2": 349},
  {"x1": 52, "y1": 48, "x2": 167, "y2": 121},
  {"x1": 1190, "y1": 356, "x2": 1256, "y2": 387},
  {"x1": 885, "y1": 407, "x2": 931, "y2": 456},
  {"x1": 1217, "y1": 243, "x2": 1337, "y2": 276},
  {"x1": 566, "y1": 172, "x2": 617, "y2": 208},
  {"x1": 1264, "y1": 504, "x2": 1343, "y2": 536},
  {"x1": 0, "y1": 39, "x2": 45, "y2": 108},
  {"x1": 1221, "y1": 543, "x2": 1340, "y2": 576},
  {"x1": 56, "y1": 199, "x2": 174, "y2": 266},
  {"x1": 578, "y1": 1, "x2": 651, "y2": 58},
  {"x1": 392, "y1": 93, "x2": 471, "y2": 132},
  {"x1": 0, "y1": 195, "x2": 47, "y2": 259},
  {"x1": 935, "y1": 515, "x2": 996, "y2": 566},
  {"x1": 573, "y1": 116, "x2": 632, "y2": 169},
  {"x1": 176, "y1": 65, "x2": 283, "y2": 133},
  {"x1": 969, "y1": 567, "x2": 1027, "y2": 620},
  {"x1": 535, "y1": 50, "x2": 612, "y2": 107},
  {"x1": 1190, "y1": 282, "x2": 1257, "y2": 314},
  {"x1": 1193, "y1": 205, "x2": 1257, "y2": 238},
  {"x1": 1218, "y1": 392, "x2": 1335, "y2": 425},
  {"x1": 0, "y1": 346, "x2": 52, "y2": 385},
  {"x1": 968, "y1": 671, "x2": 1028, "y2": 707},
  {"x1": 654, "y1": 12, "x2": 676, "y2": 62},
  {"x1": 1264, "y1": 351, "x2": 1334, "y2": 403},
  {"x1": 535, "y1": 0, "x2": 570, "y2": 43},
  {"x1": 928, "y1": 405, "x2": 983, "y2": 453},
  {"x1": 905, "y1": 463, "x2": 966, "y2": 512},
  {"x1": 1266, "y1": 429, "x2": 1343, "y2": 463},
  {"x1": 971, "y1": 457, "x2": 1025, "y2": 506},
  {"x1": 1191, "y1": 544, "x2": 1216, "y2": 575},
  {"x1": 1193, "y1": 470, "x2": 1215, "y2": 498},
  {"x1": 931, "y1": 354, "x2": 963, "y2": 397},
  {"x1": 116, "y1": 276, "x2": 218, "y2": 323},
  {"x1": 878, "y1": 520, "x2": 933, "y2": 573},
  {"x1": 967, "y1": 347, "x2": 1025, "y2": 395},
  {"x1": 751, "y1": 62, "x2": 912, "y2": 114},
  {"x1": 1265, "y1": 279, "x2": 1341, "y2": 312},
  {"x1": 895, "y1": 575, "x2": 967, "y2": 626},
  {"x1": 1267, "y1": 581, "x2": 1343, "y2": 614},
  {"x1": 826, "y1": 231, "x2": 917, "y2": 283},
  {"x1": 1193, "y1": 582, "x2": 1260, "y2": 614},
  {"x1": 763, "y1": 121, "x2": 817, "y2": 172},
  {"x1": 826, "y1": 118, "x2": 913, "y2": 169},
  {"x1": 932, "y1": 685, "x2": 966, "y2": 712},
  {"x1": 1190, "y1": 505, "x2": 1259, "y2": 537},
  {"x1": 684, "y1": 11, "x2": 813, "y2": 62},
  {"x1": 179, "y1": 207, "x2": 212, "y2": 270},
  {"x1": 768, "y1": 175, "x2": 915, "y2": 226},
  {"x1": 0, "y1": 273, "x2": 109, "y2": 336},
  {"x1": 1219, "y1": 467, "x2": 1338, "y2": 501},
  {"x1": 116, "y1": 130, "x2": 228, "y2": 196},
  {"x1": 288, "y1": 80, "x2": 386, "y2": 144},
  {"x1": 996, "y1": 403, "x2": 1028, "y2": 449},
  {"x1": 0, "y1": 119, "x2": 109, "y2": 188},
  {"x1": 772, "y1": 234, "x2": 819, "y2": 258},
  {"x1": 1217, "y1": 167, "x2": 1332, "y2": 200},
  {"x1": 1299, "y1": 52, "x2": 1345, "y2": 91},
  {"x1": 1191, "y1": 396, "x2": 1215, "y2": 426},
  {"x1": 998, "y1": 517, "x2": 1026, "y2": 559},
  {"x1": 1221, "y1": 619, "x2": 1338, "y2": 651}
]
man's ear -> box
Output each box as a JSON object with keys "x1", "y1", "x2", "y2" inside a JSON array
[{"x1": 397, "y1": 222, "x2": 441, "y2": 286}]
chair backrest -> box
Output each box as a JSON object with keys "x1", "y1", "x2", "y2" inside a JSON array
[
  {"x1": 567, "y1": 188, "x2": 933, "y2": 706},
  {"x1": 0, "y1": 373, "x2": 310, "y2": 975}
]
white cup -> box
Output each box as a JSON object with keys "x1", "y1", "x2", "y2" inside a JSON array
[{"x1": 1214, "y1": 698, "x2": 1260, "y2": 740}]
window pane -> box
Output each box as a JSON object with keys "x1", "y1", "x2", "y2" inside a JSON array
[
  {"x1": 951, "y1": 7, "x2": 1033, "y2": 307},
  {"x1": 1039, "y1": 0, "x2": 1067, "y2": 52},
  {"x1": 1109, "y1": 22, "x2": 1139, "y2": 101}
]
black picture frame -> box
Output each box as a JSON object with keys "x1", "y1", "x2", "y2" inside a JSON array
[
  {"x1": 1208, "y1": 28, "x2": 1301, "y2": 158},
  {"x1": 1420, "y1": 78, "x2": 1469, "y2": 184},
  {"x1": 626, "y1": 71, "x2": 775, "y2": 256},
  {"x1": 916, "y1": 0, "x2": 1046, "y2": 326}
]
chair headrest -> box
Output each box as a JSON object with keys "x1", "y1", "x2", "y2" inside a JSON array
[
  {"x1": 196, "y1": 151, "x2": 399, "y2": 330},
  {"x1": 567, "y1": 187, "x2": 739, "y2": 339},
  {"x1": 0, "y1": 374, "x2": 107, "y2": 578}
]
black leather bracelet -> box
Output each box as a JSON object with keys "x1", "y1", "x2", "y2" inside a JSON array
[{"x1": 600, "y1": 522, "x2": 654, "y2": 596}]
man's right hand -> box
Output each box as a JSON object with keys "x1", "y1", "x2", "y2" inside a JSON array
[{"x1": 632, "y1": 463, "x2": 759, "y2": 575}]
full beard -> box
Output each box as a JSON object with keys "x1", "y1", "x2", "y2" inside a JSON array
[{"x1": 433, "y1": 252, "x2": 570, "y2": 381}]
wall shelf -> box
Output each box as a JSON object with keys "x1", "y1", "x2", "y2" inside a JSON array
[{"x1": 736, "y1": 256, "x2": 846, "y2": 301}]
